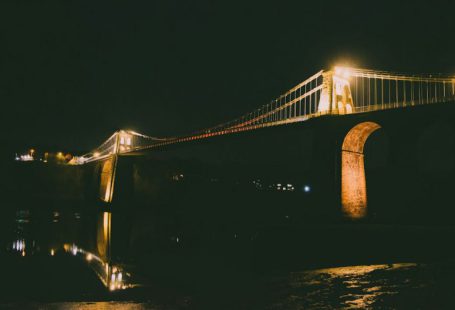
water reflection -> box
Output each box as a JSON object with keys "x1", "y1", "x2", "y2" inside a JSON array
[
  {"x1": 0, "y1": 302, "x2": 164, "y2": 310},
  {"x1": 267, "y1": 263, "x2": 436, "y2": 309},
  {"x1": 11, "y1": 207, "x2": 126, "y2": 292},
  {"x1": 2, "y1": 207, "x2": 454, "y2": 308},
  {"x1": 6, "y1": 208, "x2": 86, "y2": 258},
  {"x1": 8, "y1": 210, "x2": 37, "y2": 257}
]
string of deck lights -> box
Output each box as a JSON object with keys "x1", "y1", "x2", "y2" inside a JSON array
[{"x1": 76, "y1": 67, "x2": 455, "y2": 164}]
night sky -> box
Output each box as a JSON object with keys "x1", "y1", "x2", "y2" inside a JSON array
[{"x1": 1, "y1": 1, "x2": 455, "y2": 152}]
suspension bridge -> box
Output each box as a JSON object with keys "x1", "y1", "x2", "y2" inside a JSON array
[
  {"x1": 74, "y1": 66, "x2": 455, "y2": 165},
  {"x1": 20, "y1": 65, "x2": 455, "y2": 291}
]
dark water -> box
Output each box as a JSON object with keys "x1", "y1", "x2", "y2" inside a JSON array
[
  {"x1": 265, "y1": 262, "x2": 455, "y2": 309},
  {"x1": 2, "y1": 208, "x2": 455, "y2": 309},
  {"x1": 1, "y1": 260, "x2": 455, "y2": 309}
]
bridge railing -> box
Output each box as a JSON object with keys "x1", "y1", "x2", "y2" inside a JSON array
[
  {"x1": 76, "y1": 67, "x2": 455, "y2": 162},
  {"x1": 134, "y1": 70, "x2": 326, "y2": 149},
  {"x1": 349, "y1": 68, "x2": 455, "y2": 113},
  {"x1": 75, "y1": 132, "x2": 119, "y2": 164}
]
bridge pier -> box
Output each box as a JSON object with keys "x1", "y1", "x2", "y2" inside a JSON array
[{"x1": 340, "y1": 121, "x2": 381, "y2": 219}]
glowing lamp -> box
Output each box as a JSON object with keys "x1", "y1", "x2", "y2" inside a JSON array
[{"x1": 334, "y1": 66, "x2": 352, "y2": 79}]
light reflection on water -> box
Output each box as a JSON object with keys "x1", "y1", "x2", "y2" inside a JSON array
[
  {"x1": 0, "y1": 259, "x2": 453, "y2": 309},
  {"x1": 4, "y1": 210, "x2": 453, "y2": 309},
  {"x1": 267, "y1": 263, "x2": 437, "y2": 309},
  {"x1": 0, "y1": 302, "x2": 165, "y2": 310}
]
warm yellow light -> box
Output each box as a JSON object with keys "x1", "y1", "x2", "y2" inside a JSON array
[
  {"x1": 334, "y1": 66, "x2": 352, "y2": 79},
  {"x1": 50, "y1": 249, "x2": 55, "y2": 256},
  {"x1": 100, "y1": 159, "x2": 114, "y2": 202},
  {"x1": 86, "y1": 253, "x2": 93, "y2": 261},
  {"x1": 103, "y1": 212, "x2": 110, "y2": 242},
  {"x1": 94, "y1": 152, "x2": 100, "y2": 157},
  {"x1": 341, "y1": 122, "x2": 381, "y2": 219}
]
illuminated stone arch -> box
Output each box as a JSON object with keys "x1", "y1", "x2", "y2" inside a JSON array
[{"x1": 341, "y1": 121, "x2": 381, "y2": 219}]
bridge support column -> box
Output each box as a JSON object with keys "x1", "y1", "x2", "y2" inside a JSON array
[
  {"x1": 96, "y1": 132, "x2": 120, "y2": 278},
  {"x1": 341, "y1": 121, "x2": 381, "y2": 219},
  {"x1": 99, "y1": 132, "x2": 121, "y2": 203},
  {"x1": 99, "y1": 157, "x2": 117, "y2": 202}
]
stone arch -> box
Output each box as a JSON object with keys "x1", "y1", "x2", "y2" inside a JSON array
[{"x1": 341, "y1": 121, "x2": 381, "y2": 219}]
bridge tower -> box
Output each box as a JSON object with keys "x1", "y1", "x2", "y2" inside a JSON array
[
  {"x1": 318, "y1": 67, "x2": 354, "y2": 114},
  {"x1": 98, "y1": 130, "x2": 134, "y2": 203}
]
